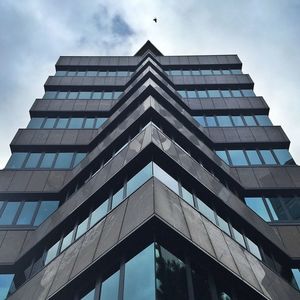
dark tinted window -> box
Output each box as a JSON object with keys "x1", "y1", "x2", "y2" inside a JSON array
[{"x1": 54, "y1": 153, "x2": 74, "y2": 168}]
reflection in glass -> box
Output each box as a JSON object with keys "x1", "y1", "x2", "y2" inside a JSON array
[
  {"x1": 0, "y1": 274, "x2": 14, "y2": 300},
  {"x1": 34, "y1": 201, "x2": 59, "y2": 226},
  {"x1": 245, "y1": 197, "x2": 270, "y2": 221},
  {"x1": 153, "y1": 163, "x2": 179, "y2": 194},
  {"x1": 101, "y1": 271, "x2": 120, "y2": 300},
  {"x1": 0, "y1": 202, "x2": 20, "y2": 225},
  {"x1": 16, "y1": 202, "x2": 38, "y2": 225}
]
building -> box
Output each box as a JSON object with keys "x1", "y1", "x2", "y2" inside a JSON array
[{"x1": 0, "y1": 41, "x2": 300, "y2": 299}]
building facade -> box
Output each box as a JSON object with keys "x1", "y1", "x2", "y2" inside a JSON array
[{"x1": 0, "y1": 41, "x2": 300, "y2": 299}]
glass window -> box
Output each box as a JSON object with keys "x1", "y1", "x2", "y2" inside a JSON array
[
  {"x1": 187, "y1": 90, "x2": 197, "y2": 98},
  {"x1": 98, "y1": 71, "x2": 107, "y2": 76},
  {"x1": 216, "y1": 150, "x2": 229, "y2": 165},
  {"x1": 182, "y1": 70, "x2": 191, "y2": 75},
  {"x1": 206, "y1": 116, "x2": 217, "y2": 127},
  {"x1": 57, "y1": 92, "x2": 68, "y2": 99},
  {"x1": 101, "y1": 271, "x2": 120, "y2": 300},
  {"x1": 67, "y1": 71, "x2": 76, "y2": 76},
  {"x1": 228, "y1": 150, "x2": 248, "y2": 166},
  {"x1": 107, "y1": 71, "x2": 115, "y2": 76},
  {"x1": 177, "y1": 90, "x2": 186, "y2": 98},
  {"x1": 207, "y1": 90, "x2": 221, "y2": 98},
  {"x1": 95, "y1": 118, "x2": 106, "y2": 128},
  {"x1": 43, "y1": 91, "x2": 57, "y2": 99},
  {"x1": 191, "y1": 70, "x2": 201, "y2": 75},
  {"x1": 75, "y1": 218, "x2": 89, "y2": 239},
  {"x1": 40, "y1": 153, "x2": 56, "y2": 168},
  {"x1": 196, "y1": 198, "x2": 216, "y2": 224},
  {"x1": 111, "y1": 187, "x2": 124, "y2": 209},
  {"x1": 91, "y1": 92, "x2": 102, "y2": 100},
  {"x1": 246, "y1": 150, "x2": 262, "y2": 165},
  {"x1": 232, "y1": 227, "x2": 246, "y2": 247},
  {"x1": 24, "y1": 153, "x2": 41, "y2": 168},
  {"x1": 90, "y1": 199, "x2": 108, "y2": 227},
  {"x1": 126, "y1": 163, "x2": 153, "y2": 196},
  {"x1": 16, "y1": 202, "x2": 38, "y2": 225},
  {"x1": 103, "y1": 92, "x2": 113, "y2": 100},
  {"x1": 231, "y1": 90, "x2": 242, "y2": 97},
  {"x1": 266, "y1": 197, "x2": 286, "y2": 221},
  {"x1": 69, "y1": 118, "x2": 84, "y2": 128},
  {"x1": 217, "y1": 215, "x2": 231, "y2": 235},
  {"x1": 73, "y1": 153, "x2": 86, "y2": 167},
  {"x1": 243, "y1": 116, "x2": 256, "y2": 126},
  {"x1": 191, "y1": 268, "x2": 211, "y2": 300},
  {"x1": 292, "y1": 269, "x2": 300, "y2": 290},
  {"x1": 241, "y1": 89, "x2": 255, "y2": 97},
  {"x1": 68, "y1": 92, "x2": 79, "y2": 99},
  {"x1": 56, "y1": 118, "x2": 68, "y2": 128},
  {"x1": 113, "y1": 91, "x2": 122, "y2": 99},
  {"x1": 212, "y1": 70, "x2": 222, "y2": 75},
  {"x1": 43, "y1": 118, "x2": 56, "y2": 128},
  {"x1": 83, "y1": 118, "x2": 95, "y2": 128},
  {"x1": 273, "y1": 149, "x2": 294, "y2": 165},
  {"x1": 45, "y1": 241, "x2": 60, "y2": 265},
  {"x1": 86, "y1": 71, "x2": 97, "y2": 76},
  {"x1": 202, "y1": 70, "x2": 212, "y2": 75},
  {"x1": 181, "y1": 187, "x2": 194, "y2": 206},
  {"x1": 0, "y1": 274, "x2": 14, "y2": 300},
  {"x1": 123, "y1": 244, "x2": 155, "y2": 300},
  {"x1": 220, "y1": 90, "x2": 231, "y2": 97},
  {"x1": 216, "y1": 116, "x2": 233, "y2": 127},
  {"x1": 246, "y1": 237, "x2": 261, "y2": 260},
  {"x1": 170, "y1": 70, "x2": 181, "y2": 76},
  {"x1": 260, "y1": 150, "x2": 277, "y2": 165},
  {"x1": 34, "y1": 201, "x2": 59, "y2": 226},
  {"x1": 54, "y1": 153, "x2": 74, "y2": 168},
  {"x1": 117, "y1": 71, "x2": 128, "y2": 76},
  {"x1": 6, "y1": 152, "x2": 27, "y2": 169},
  {"x1": 255, "y1": 115, "x2": 272, "y2": 126},
  {"x1": 153, "y1": 163, "x2": 179, "y2": 194},
  {"x1": 79, "y1": 92, "x2": 92, "y2": 99},
  {"x1": 60, "y1": 230, "x2": 74, "y2": 252},
  {"x1": 81, "y1": 289, "x2": 95, "y2": 300},
  {"x1": 27, "y1": 118, "x2": 44, "y2": 128},
  {"x1": 222, "y1": 70, "x2": 231, "y2": 75},
  {"x1": 232, "y1": 116, "x2": 244, "y2": 126},
  {"x1": 197, "y1": 90, "x2": 207, "y2": 98},
  {"x1": 77, "y1": 71, "x2": 86, "y2": 76},
  {"x1": 0, "y1": 202, "x2": 20, "y2": 225},
  {"x1": 285, "y1": 197, "x2": 300, "y2": 220},
  {"x1": 194, "y1": 116, "x2": 206, "y2": 126},
  {"x1": 244, "y1": 197, "x2": 271, "y2": 221},
  {"x1": 231, "y1": 69, "x2": 242, "y2": 74}
]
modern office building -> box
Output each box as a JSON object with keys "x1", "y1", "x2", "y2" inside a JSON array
[{"x1": 0, "y1": 41, "x2": 300, "y2": 299}]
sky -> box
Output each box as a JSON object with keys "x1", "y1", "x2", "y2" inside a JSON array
[{"x1": 0, "y1": 0, "x2": 300, "y2": 168}]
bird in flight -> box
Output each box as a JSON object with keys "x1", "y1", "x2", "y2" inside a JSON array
[{"x1": 153, "y1": 18, "x2": 157, "y2": 23}]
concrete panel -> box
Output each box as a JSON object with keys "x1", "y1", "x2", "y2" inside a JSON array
[
  {"x1": 26, "y1": 171, "x2": 49, "y2": 192},
  {"x1": 8, "y1": 171, "x2": 32, "y2": 192}
]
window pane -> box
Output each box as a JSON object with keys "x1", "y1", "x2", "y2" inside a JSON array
[
  {"x1": 273, "y1": 149, "x2": 295, "y2": 165},
  {"x1": 246, "y1": 237, "x2": 261, "y2": 260},
  {"x1": 43, "y1": 91, "x2": 57, "y2": 99},
  {"x1": 232, "y1": 116, "x2": 244, "y2": 126},
  {"x1": 81, "y1": 289, "x2": 95, "y2": 300},
  {"x1": 216, "y1": 116, "x2": 233, "y2": 127},
  {"x1": 170, "y1": 70, "x2": 181, "y2": 76},
  {"x1": 95, "y1": 118, "x2": 106, "y2": 128},
  {"x1": 255, "y1": 115, "x2": 272, "y2": 126},
  {"x1": 0, "y1": 202, "x2": 20, "y2": 225},
  {"x1": 45, "y1": 241, "x2": 60, "y2": 265},
  {"x1": 222, "y1": 70, "x2": 231, "y2": 75},
  {"x1": 212, "y1": 70, "x2": 222, "y2": 75},
  {"x1": 113, "y1": 91, "x2": 122, "y2": 99},
  {"x1": 206, "y1": 116, "x2": 217, "y2": 127},
  {"x1": 68, "y1": 92, "x2": 79, "y2": 99},
  {"x1": 84, "y1": 118, "x2": 95, "y2": 129},
  {"x1": 207, "y1": 90, "x2": 221, "y2": 98},
  {"x1": 124, "y1": 244, "x2": 155, "y2": 300},
  {"x1": 246, "y1": 150, "x2": 262, "y2": 165},
  {"x1": 16, "y1": 202, "x2": 38, "y2": 225},
  {"x1": 91, "y1": 92, "x2": 102, "y2": 100},
  {"x1": 192, "y1": 269, "x2": 211, "y2": 300},
  {"x1": 43, "y1": 118, "x2": 56, "y2": 128},
  {"x1": 86, "y1": 71, "x2": 97, "y2": 76},
  {"x1": 232, "y1": 227, "x2": 246, "y2": 247},
  {"x1": 187, "y1": 90, "x2": 197, "y2": 98},
  {"x1": 34, "y1": 201, "x2": 59, "y2": 226},
  {"x1": 231, "y1": 69, "x2": 242, "y2": 74},
  {"x1": 103, "y1": 92, "x2": 113, "y2": 100},
  {"x1": 217, "y1": 215, "x2": 231, "y2": 235},
  {"x1": 216, "y1": 151, "x2": 229, "y2": 164},
  {"x1": 266, "y1": 197, "x2": 286, "y2": 221},
  {"x1": 177, "y1": 90, "x2": 186, "y2": 98},
  {"x1": 260, "y1": 150, "x2": 276, "y2": 165},
  {"x1": 194, "y1": 116, "x2": 206, "y2": 126},
  {"x1": 241, "y1": 89, "x2": 255, "y2": 97},
  {"x1": 191, "y1": 70, "x2": 201, "y2": 75},
  {"x1": 244, "y1": 197, "x2": 271, "y2": 221},
  {"x1": 98, "y1": 71, "x2": 107, "y2": 76},
  {"x1": 6, "y1": 152, "x2": 27, "y2": 169},
  {"x1": 73, "y1": 153, "x2": 86, "y2": 167},
  {"x1": 54, "y1": 153, "x2": 74, "y2": 168},
  {"x1": 77, "y1": 71, "x2": 86, "y2": 76},
  {"x1": 244, "y1": 116, "x2": 256, "y2": 126},
  {"x1": 231, "y1": 90, "x2": 242, "y2": 97},
  {"x1": 90, "y1": 199, "x2": 108, "y2": 227},
  {"x1": 197, "y1": 90, "x2": 207, "y2": 98},
  {"x1": 220, "y1": 90, "x2": 231, "y2": 97},
  {"x1": 181, "y1": 187, "x2": 194, "y2": 206},
  {"x1": 153, "y1": 163, "x2": 179, "y2": 194},
  {"x1": 24, "y1": 153, "x2": 41, "y2": 168},
  {"x1": 196, "y1": 198, "x2": 216, "y2": 224},
  {"x1": 69, "y1": 118, "x2": 84, "y2": 128},
  {"x1": 111, "y1": 187, "x2": 124, "y2": 209},
  {"x1": 101, "y1": 271, "x2": 120, "y2": 300},
  {"x1": 56, "y1": 118, "x2": 69, "y2": 128},
  {"x1": 67, "y1": 71, "x2": 76, "y2": 76},
  {"x1": 126, "y1": 163, "x2": 153, "y2": 196},
  {"x1": 228, "y1": 150, "x2": 248, "y2": 166},
  {"x1": 40, "y1": 153, "x2": 56, "y2": 168},
  {"x1": 117, "y1": 71, "x2": 128, "y2": 76},
  {"x1": 202, "y1": 70, "x2": 212, "y2": 75},
  {"x1": 292, "y1": 269, "x2": 300, "y2": 290},
  {"x1": 182, "y1": 70, "x2": 191, "y2": 75},
  {"x1": 107, "y1": 71, "x2": 115, "y2": 76},
  {"x1": 285, "y1": 197, "x2": 300, "y2": 220},
  {"x1": 75, "y1": 218, "x2": 89, "y2": 239},
  {"x1": 27, "y1": 118, "x2": 44, "y2": 128},
  {"x1": 0, "y1": 274, "x2": 14, "y2": 300},
  {"x1": 60, "y1": 230, "x2": 74, "y2": 252},
  {"x1": 79, "y1": 92, "x2": 92, "y2": 99},
  {"x1": 57, "y1": 92, "x2": 67, "y2": 99}
]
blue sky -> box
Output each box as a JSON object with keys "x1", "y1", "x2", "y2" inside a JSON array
[{"x1": 0, "y1": 0, "x2": 300, "y2": 167}]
